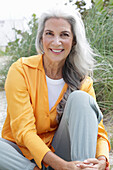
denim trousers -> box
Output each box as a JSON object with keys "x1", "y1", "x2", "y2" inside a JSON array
[{"x1": 0, "y1": 91, "x2": 103, "y2": 170}]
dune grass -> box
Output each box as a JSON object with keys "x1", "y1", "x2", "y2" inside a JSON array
[{"x1": 83, "y1": 6, "x2": 113, "y2": 115}]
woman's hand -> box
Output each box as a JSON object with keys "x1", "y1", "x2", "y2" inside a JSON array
[
  {"x1": 64, "y1": 161, "x2": 97, "y2": 170},
  {"x1": 76, "y1": 158, "x2": 106, "y2": 170},
  {"x1": 43, "y1": 151, "x2": 107, "y2": 170},
  {"x1": 42, "y1": 151, "x2": 94, "y2": 170}
]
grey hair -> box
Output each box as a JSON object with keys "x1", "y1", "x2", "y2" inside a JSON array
[{"x1": 35, "y1": 5, "x2": 96, "y2": 122}]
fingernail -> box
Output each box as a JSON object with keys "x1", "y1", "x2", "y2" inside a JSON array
[
  {"x1": 76, "y1": 164, "x2": 80, "y2": 167},
  {"x1": 84, "y1": 160, "x2": 88, "y2": 163}
]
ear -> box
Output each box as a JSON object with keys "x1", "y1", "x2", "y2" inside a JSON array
[
  {"x1": 72, "y1": 40, "x2": 77, "y2": 46},
  {"x1": 72, "y1": 35, "x2": 77, "y2": 46}
]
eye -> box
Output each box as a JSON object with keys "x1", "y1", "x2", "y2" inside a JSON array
[
  {"x1": 61, "y1": 32, "x2": 70, "y2": 37},
  {"x1": 45, "y1": 31, "x2": 54, "y2": 36}
]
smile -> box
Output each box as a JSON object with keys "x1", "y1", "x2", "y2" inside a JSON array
[{"x1": 50, "y1": 49, "x2": 64, "y2": 53}]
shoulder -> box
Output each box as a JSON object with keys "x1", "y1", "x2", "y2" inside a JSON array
[
  {"x1": 21, "y1": 54, "x2": 42, "y2": 68},
  {"x1": 5, "y1": 54, "x2": 43, "y2": 88},
  {"x1": 8, "y1": 54, "x2": 43, "y2": 72},
  {"x1": 80, "y1": 76, "x2": 96, "y2": 99}
]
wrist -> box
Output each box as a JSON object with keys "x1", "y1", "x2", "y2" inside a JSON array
[
  {"x1": 98, "y1": 156, "x2": 109, "y2": 169},
  {"x1": 43, "y1": 151, "x2": 67, "y2": 170},
  {"x1": 54, "y1": 158, "x2": 67, "y2": 170},
  {"x1": 98, "y1": 156, "x2": 106, "y2": 162}
]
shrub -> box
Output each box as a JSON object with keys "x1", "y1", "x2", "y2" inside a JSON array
[{"x1": 0, "y1": 14, "x2": 38, "y2": 89}]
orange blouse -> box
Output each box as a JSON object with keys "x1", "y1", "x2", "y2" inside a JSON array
[{"x1": 2, "y1": 55, "x2": 110, "y2": 168}]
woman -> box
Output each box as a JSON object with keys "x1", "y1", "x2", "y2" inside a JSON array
[{"x1": 0, "y1": 5, "x2": 110, "y2": 170}]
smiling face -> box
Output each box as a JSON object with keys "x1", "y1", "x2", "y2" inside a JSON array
[{"x1": 42, "y1": 18, "x2": 73, "y2": 65}]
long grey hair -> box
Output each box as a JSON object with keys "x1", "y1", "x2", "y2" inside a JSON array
[{"x1": 35, "y1": 5, "x2": 95, "y2": 122}]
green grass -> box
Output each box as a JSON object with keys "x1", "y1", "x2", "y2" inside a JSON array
[{"x1": 84, "y1": 6, "x2": 113, "y2": 115}]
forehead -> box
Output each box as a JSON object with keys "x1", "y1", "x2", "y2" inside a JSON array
[{"x1": 44, "y1": 17, "x2": 72, "y2": 32}]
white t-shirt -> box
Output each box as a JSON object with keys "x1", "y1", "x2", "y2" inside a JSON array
[{"x1": 46, "y1": 75, "x2": 65, "y2": 110}]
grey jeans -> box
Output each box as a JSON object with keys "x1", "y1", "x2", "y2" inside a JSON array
[{"x1": 0, "y1": 91, "x2": 103, "y2": 170}]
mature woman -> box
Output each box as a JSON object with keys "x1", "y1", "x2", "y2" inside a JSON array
[{"x1": 0, "y1": 5, "x2": 110, "y2": 170}]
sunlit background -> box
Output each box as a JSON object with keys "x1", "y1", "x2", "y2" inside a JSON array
[
  {"x1": 0, "y1": 0, "x2": 91, "y2": 20},
  {"x1": 0, "y1": 0, "x2": 92, "y2": 49}
]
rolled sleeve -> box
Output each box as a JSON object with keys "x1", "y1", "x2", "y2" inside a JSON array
[
  {"x1": 96, "y1": 120, "x2": 111, "y2": 161},
  {"x1": 96, "y1": 137, "x2": 109, "y2": 161}
]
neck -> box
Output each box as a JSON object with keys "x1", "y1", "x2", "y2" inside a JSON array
[{"x1": 43, "y1": 56, "x2": 64, "y2": 80}]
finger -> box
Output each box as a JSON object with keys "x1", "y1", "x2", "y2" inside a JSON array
[
  {"x1": 76, "y1": 163, "x2": 94, "y2": 168},
  {"x1": 76, "y1": 164, "x2": 97, "y2": 170},
  {"x1": 84, "y1": 158, "x2": 99, "y2": 164},
  {"x1": 84, "y1": 168, "x2": 98, "y2": 170},
  {"x1": 73, "y1": 161, "x2": 83, "y2": 164}
]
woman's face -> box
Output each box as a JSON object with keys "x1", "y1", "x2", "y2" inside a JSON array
[{"x1": 42, "y1": 18, "x2": 73, "y2": 64}]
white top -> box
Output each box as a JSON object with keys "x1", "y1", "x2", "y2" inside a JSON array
[{"x1": 46, "y1": 75, "x2": 65, "y2": 110}]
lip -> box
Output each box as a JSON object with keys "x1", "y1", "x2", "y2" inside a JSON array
[{"x1": 50, "y1": 49, "x2": 64, "y2": 53}]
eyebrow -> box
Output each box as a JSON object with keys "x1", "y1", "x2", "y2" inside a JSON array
[
  {"x1": 44, "y1": 30, "x2": 53, "y2": 32},
  {"x1": 44, "y1": 30, "x2": 71, "y2": 34}
]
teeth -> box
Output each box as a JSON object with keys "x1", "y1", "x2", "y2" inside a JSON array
[{"x1": 52, "y1": 49, "x2": 63, "y2": 53}]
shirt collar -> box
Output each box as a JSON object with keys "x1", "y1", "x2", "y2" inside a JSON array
[{"x1": 22, "y1": 54, "x2": 44, "y2": 72}]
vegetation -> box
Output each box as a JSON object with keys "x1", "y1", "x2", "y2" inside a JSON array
[
  {"x1": 5, "y1": 14, "x2": 38, "y2": 58},
  {"x1": 83, "y1": 5, "x2": 113, "y2": 114},
  {"x1": 0, "y1": 1, "x2": 113, "y2": 116},
  {"x1": 0, "y1": 14, "x2": 38, "y2": 88}
]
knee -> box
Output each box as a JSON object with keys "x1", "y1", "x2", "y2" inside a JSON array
[
  {"x1": 64, "y1": 90, "x2": 92, "y2": 120},
  {"x1": 68, "y1": 90, "x2": 91, "y2": 105},
  {"x1": 66, "y1": 90, "x2": 103, "y2": 123}
]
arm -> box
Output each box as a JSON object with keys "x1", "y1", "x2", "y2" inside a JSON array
[
  {"x1": 43, "y1": 151, "x2": 67, "y2": 170},
  {"x1": 5, "y1": 61, "x2": 50, "y2": 169},
  {"x1": 42, "y1": 151, "x2": 83, "y2": 170},
  {"x1": 42, "y1": 152, "x2": 109, "y2": 170},
  {"x1": 80, "y1": 77, "x2": 110, "y2": 169}
]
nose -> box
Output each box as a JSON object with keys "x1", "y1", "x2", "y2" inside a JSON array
[{"x1": 52, "y1": 36, "x2": 62, "y2": 46}]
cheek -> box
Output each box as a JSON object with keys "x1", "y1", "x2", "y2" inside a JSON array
[
  {"x1": 42, "y1": 38, "x2": 51, "y2": 49},
  {"x1": 64, "y1": 40, "x2": 73, "y2": 51}
]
